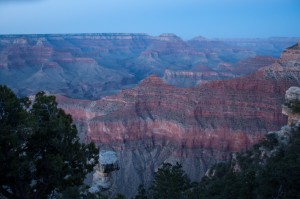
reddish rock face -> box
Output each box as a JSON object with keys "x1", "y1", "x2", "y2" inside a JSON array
[
  {"x1": 58, "y1": 43, "x2": 300, "y2": 151},
  {"x1": 163, "y1": 56, "x2": 276, "y2": 87},
  {"x1": 229, "y1": 56, "x2": 276, "y2": 75},
  {"x1": 58, "y1": 74, "x2": 290, "y2": 152},
  {"x1": 0, "y1": 34, "x2": 298, "y2": 100},
  {"x1": 57, "y1": 42, "x2": 300, "y2": 197}
]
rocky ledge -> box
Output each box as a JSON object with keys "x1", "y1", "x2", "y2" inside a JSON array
[
  {"x1": 89, "y1": 150, "x2": 119, "y2": 193},
  {"x1": 282, "y1": 87, "x2": 300, "y2": 125}
]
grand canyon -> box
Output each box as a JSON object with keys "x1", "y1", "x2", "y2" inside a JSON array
[
  {"x1": 1, "y1": 34, "x2": 300, "y2": 197},
  {"x1": 0, "y1": 34, "x2": 296, "y2": 99}
]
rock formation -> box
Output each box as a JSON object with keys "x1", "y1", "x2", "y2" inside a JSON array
[
  {"x1": 0, "y1": 34, "x2": 298, "y2": 99},
  {"x1": 196, "y1": 87, "x2": 300, "y2": 198},
  {"x1": 163, "y1": 56, "x2": 276, "y2": 87},
  {"x1": 240, "y1": 86, "x2": 300, "y2": 166},
  {"x1": 89, "y1": 150, "x2": 119, "y2": 193},
  {"x1": 282, "y1": 87, "x2": 300, "y2": 125},
  {"x1": 56, "y1": 41, "x2": 300, "y2": 197},
  {"x1": 1, "y1": 33, "x2": 298, "y2": 197}
]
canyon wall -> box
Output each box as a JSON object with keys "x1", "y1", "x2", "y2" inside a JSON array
[
  {"x1": 1, "y1": 33, "x2": 299, "y2": 197},
  {"x1": 57, "y1": 42, "x2": 300, "y2": 197},
  {"x1": 0, "y1": 34, "x2": 297, "y2": 99},
  {"x1": 163, "y1": 56, "x2": 276, "y2": 87}
]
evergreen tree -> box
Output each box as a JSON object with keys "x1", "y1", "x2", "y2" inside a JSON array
[
  {"x1": 188, "y1": 126, "x2": 300, "y2": 199},
  {"x1": 0, "y1": 86, "x2": 98, "y2": 199},
  {"x1": 135, "y1": 185, "x2": 147, "y2": 199},
  {"x1": 150, "y1": 162, "x2": 190, "y2": 199}
]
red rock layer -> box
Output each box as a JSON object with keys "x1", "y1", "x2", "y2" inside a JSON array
[
  {"x1": 229, "y1": 56, "x2": 276, "y2": 75},
  {"x1": 1, "y1": 34, "x2": 298, "y2": 100},
  {"x1": 163, "y1": 56, "x2": 276, "y2": 87},
  {"x1": 58, "y1": 42, "x2": 300, "y2": 153},
  {"x1": 56, "y1": 42, "x2": 300, "y2": 197}
]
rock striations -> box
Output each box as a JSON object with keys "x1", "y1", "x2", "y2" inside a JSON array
[
  {"x1": 0, "y1": 34, "x2": 297, "y2": 99},
  {"x1": 163, "y1": 56, "x2": 276, "y2": 87},
  {"x1": 57, "y1": 41, "x2": 300, "y2": 197},
  {"x1": 258, "y1": 86, "x2": 300, "y2": 161}
]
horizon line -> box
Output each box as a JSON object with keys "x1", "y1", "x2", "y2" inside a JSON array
[{"x1": 0, "y1": 32, "x2": 299, "y2": 41}]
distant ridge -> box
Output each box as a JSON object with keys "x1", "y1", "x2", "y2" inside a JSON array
[
  {"x1": 0, "y1": 33, "x2": 150, "y2": 37},
  {"x1": 0, "y1": 34, "x2": 298, "y2": 99},
  {"x1": 287, "y1": 40, "x2": 300, "y2": 49}
]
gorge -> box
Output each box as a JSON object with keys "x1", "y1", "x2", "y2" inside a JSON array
[
  {"x1": 1, "y1": 34, "x2": 300, "y2": 197},
  {"x1": 0, "y1": 34, "x2": 296, "y2": 99},
  {"x1": 57, "y1": 41, "x2": 300, "y2": 197}
]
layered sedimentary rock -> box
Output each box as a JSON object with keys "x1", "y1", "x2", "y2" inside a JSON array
[
  {"x1": 265, "y1": 86, "x2": 300, "y2": 151},
  {"x1": 229, "y1": 56, "x2": 276, "y2": 75},
  {"x1": 163, "y1": 56, "x2": 276, "y2": 87},
  {"x1": 163, "y1": 69, "x2": 222, "y2": 87},
  {"x1": 0, "y1": 34, "x2": 298, "y2": 99},
  {"x1": 57, "y1": 42, "x2": 300, "y2": 197},
  {"x1": 222, "y1": 37, "x2": 300, "y2": 57}
]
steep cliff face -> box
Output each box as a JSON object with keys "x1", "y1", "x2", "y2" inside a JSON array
[
  {"x1": 57, "y1": 42, "x2": 300, "y2": 197},
  {"x1": 193, "y1": 86, "x2": 300, "y2": 199},
  {"x1": 163, "y1": 69, "x2": 235, "y2": 87},
  {"x1": 163, "y1": 56, "x2": 276, "y2": 87},
  {"x1": 230, "y1": 56, "x2": 276, "y2": 75},
  {"x1": 89, "y1": 150, "x2": 119, "y2": 193},
  {"x1": 0, "y1": 34, "x2": 298, "y2": 99}
]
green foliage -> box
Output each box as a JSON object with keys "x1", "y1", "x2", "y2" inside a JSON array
[
  {"x1": 259, "y1": 133, "x2": 278, "y2": 149},
  {"x1": 114, "y1": 193, "x2": 126, "y2": 199},
  {"x1": 150, "y1": 162, "x2": 190, "y2": 199},
  {"x1": 287, "y1": 100, "x2": 300, "y2": 113},
  {"x1": 134, "y1": 185, "x2": 147, "y2": 199},
  {"x1": 254, "y1": 127, "x2": 300, "y2": 199},
  {"x1": 0, "y1": 86, "x2": 99, "y2": 199},
  {"x1": 134, "y1": 162, "x2": 191, "y2": 199},
  {"x1": 56, "y1": 186, "x2": 86, "y2": 199},
  {"x1": 129, "y1": 119, "x2": 300, "y2": 199},
  {"x1": 187, "y1": 126, "x2": 300, "y2": 199},
  {"x1": 56, "y1": 186, "x2": 109, "y2": 199}
]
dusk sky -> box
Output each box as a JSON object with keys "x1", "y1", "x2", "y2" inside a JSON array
[{"x1": 0, "y1": 0, "x2": 299, "y2": 39}]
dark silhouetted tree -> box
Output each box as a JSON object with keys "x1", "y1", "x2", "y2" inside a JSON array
[
  {"x1": 0, "y1": 86, "x2": 98, "y2": 199},
  {"x1": 150, "y1": 162, "x2": 190, "y2": 199},
  {"x1": 135, "y1": 185, "x2": 147, "y2": 199}
]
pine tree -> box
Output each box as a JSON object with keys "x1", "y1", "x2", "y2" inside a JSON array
[
  {"x1": 0, "y1": 86, "x2": 98, "y2": 199},
  {"x1": 135, "y1": 185, "x2": 147, "y2": 199},
  {"x1": 150, "y1": 162, "x2": 190, "y2": 199}
]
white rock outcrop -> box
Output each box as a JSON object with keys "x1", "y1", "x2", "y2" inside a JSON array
[
  {"x1": 282, "y1": 86, "x2": 300, "y2": 125},
  {"x1": 89, "y1": 150, "x2": 119, "y2": 193}
]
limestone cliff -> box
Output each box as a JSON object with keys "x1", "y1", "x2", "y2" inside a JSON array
[{"x1": 57, "y1": 42, "x2": 300, "y2": 197}]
